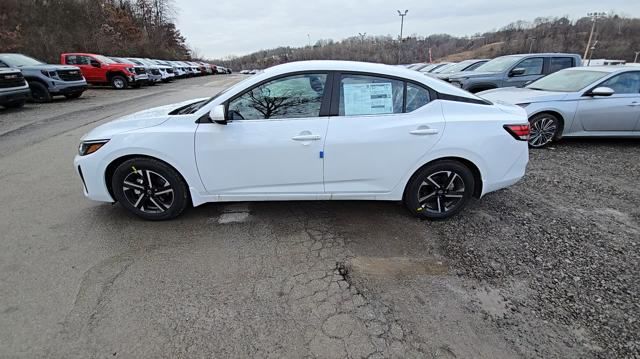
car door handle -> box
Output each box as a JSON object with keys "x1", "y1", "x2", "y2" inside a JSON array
[
  {"x1": 291, "y1": 134, "x2": 321, "y2": 141},
  {"x1": 410, "y1": 128, "x2": 439, "y2": 135},
  {"x1": 628, "y1": 102, "x2": 640, "y2": 107}
]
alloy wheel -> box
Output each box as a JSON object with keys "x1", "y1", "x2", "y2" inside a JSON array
[
  {"x1": 113, "y1": 78, "x2": 126, "y2": 89},
  {"x1": 529, "y1": 117, "x2": 557, "y2": 148},
  {"x1": 122, "y1": 168, "x2": 174, "y2": 213},
  {"x1": 417, "y1": 170, "x2": 465, "y2": 214}
]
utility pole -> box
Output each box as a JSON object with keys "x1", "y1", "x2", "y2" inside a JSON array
[
  {"x1": 587, "y1": 40, "x2": 598, "y2": 66},
  {"x1": 307, "y1": 34, "x2": 311, "y2": 47},
  {"x1": 584, "y1": 12, "x2": 606, "y2": 59},
  {"x1": 397, "y1": 9, "x2": 408, "y2": 64},
  {"x1": 635, "y1": 51, "x2": 640, "y2": 63}
]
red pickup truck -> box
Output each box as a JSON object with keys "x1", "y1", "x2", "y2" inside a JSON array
[{"x1": 60, "y1": 53, "x2": 147, "y2": 89}]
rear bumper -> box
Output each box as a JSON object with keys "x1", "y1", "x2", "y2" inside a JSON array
[{"x1": 0, "y1": 87, "x2": 31, "y2": 104}]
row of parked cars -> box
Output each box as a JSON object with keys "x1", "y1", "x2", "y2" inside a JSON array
[
  {"x1": 407, "y1": 53, "x2": 640, "y2": 147},
  {"x1": 0, "y1": 52, "x2": 232, "y2": 109}
]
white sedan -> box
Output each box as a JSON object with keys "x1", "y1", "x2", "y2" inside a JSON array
[{"x1": 74, "y1": 60, "x2": 529, "y2": 220}]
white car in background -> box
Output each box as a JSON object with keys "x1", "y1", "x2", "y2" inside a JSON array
[{"x1": 74, "y1": 60, "x2": 529, "y2": 220}]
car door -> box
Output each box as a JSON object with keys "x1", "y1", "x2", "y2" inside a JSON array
[
  {"x1": 72, "y1": 55, "x2": 99, "y2": 82},
  {"x1": 195, "y1": 73, "x2": 330, "y2": 197},
  {"x1": 323, "y1": 74, "x2": 445, "y2": 195},
  {"x1": 576, "y1": 71, "x2": 640, "y2": 132},
  {"x1": 504, "y1": 57, "x2": 544, "y2": 88}
]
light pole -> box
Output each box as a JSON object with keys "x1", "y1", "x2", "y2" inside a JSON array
[
  {"x1": 584, "y1": 12, "x2": 606, "y2": 60},
  {"x1": 307, "y1": 34, "x2": 311, "y2": 47},
  {"x1": 397, "y1": 9, "x2": 408, "y2": 64},
  {"x1": 635, "y1": 51, "x2": 640, "y2": 63},
  {"x1": 587, "y1": 40, "x2": 598, "y2": 66}
]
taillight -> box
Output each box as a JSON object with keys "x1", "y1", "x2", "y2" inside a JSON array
[{"x1": 503, "y1": 124, "x2": 530, "y2": 141}]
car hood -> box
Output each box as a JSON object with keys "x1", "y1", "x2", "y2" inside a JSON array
[
  {"x1": 81, "y1": 98, "x2": 208, "y2": 140},
  {"x1": 448, "y1": 71, "x2": 499, "y2": 80},
  {"x1": 18, "y1": 64, "x2": 81, "y2": 72},
  {"x1": 478, "y1": 87, "x2": 569, "y2": 105}
]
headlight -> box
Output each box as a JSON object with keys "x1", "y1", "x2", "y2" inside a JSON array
[
  {"x1": 41, "y1": 70, "x2": 59, "y2": 79},
  {"x1": 78, "y1": 140, "x2": 109, "y2": 156},
  {"x1": 127, "y1": 67, "x2": 135, "y2": 73}
]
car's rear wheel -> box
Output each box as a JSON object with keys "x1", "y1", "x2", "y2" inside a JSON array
[
  {"x1": 110, "y1": 75, "x2": 127, "y2": 89},
  {"x1": 404, "y1": 160, "x2": 475, "y2": 219},
  {"x1": 528, "y1": 113, "x2": 559, "y2": 148},
  {"x1": 111, "y1": 158, "x2": 189, "y2": 220},
  {"x1": 29, "y1": 81, "x2": 52, "y2": 103}
]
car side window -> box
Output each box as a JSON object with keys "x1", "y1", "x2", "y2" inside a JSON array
[
  {"x1": 600, "y1": 72, "x2": 640, "y2": 94},
  {"x1": 549, "y1": 57, "x2": 574, "y2": 74},
  {"x1": 66, "y1": 55, "x2": 78, "y2": 65},
  {"x1": 406, "y1": 83, "x2": 431, "y2": 112},
  {"x1": 339, "y1": 75, "x2": 403, "y2": 116},
  {"x1": 227, "y1": 73, "x2": 327, "y2": 120},
  {"x1": 516, "y1": 57, "x2": 543, "y2": 76}
]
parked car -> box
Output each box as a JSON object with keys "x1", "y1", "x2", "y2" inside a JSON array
[
  {"x1": 216, "y1": 66, "x2": 228, "y2": 75},
  {"x1": 432, "y1": 59, "x2": 489, "y2": 81},
  {"x1": 147, "y1": 59, "x2": 175, "y2": 82},
  {"x1": 479, "y1": 66, "x2": 640, "y2": 148},
  {"x1": 240, "y1": 70, "x2": 250, "y2": 74},
  {"x1": 167, "y1": 61, "x2": 187, "y2": 78},
  {"x1": 125, "y1": 58, "x2": 162, "y2": 84},
  {"x1": 417, "y1": 63, "x2": 451, "y2": 73},
  {"x1": 449, "y1": 53, "x2": 582, "y2": 93},
  {"x1": 74, "y1": 60, "x2": 529, "y2": 220},
  {"x1": 0, "y1": 53, "x2": 87, "y2": 102},
  {"x1": 109, "y1": 57, "x2": 149, "y2": 86},
  {"x1": 0, "y1": 68, "x2": 30, "y2": 109},
  {"x1": 61, "y1": 53, "x2": 146, "y2": 89}
]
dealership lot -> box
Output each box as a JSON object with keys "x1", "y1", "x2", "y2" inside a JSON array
[{"x1": 0, "y1": 75, "x2": 638, "y2": 358}]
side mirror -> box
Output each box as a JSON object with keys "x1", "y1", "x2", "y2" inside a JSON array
[
  {"x1": 588, "y1": 87, "x2": 615, "y2": 97},
  {"x1": 90, "y1": 60, "x2": 101, "y2": 68},
  {"x1": 509, "y1": 68, "x2": 526, "y2": 77},
  {"x1": 209, "y1": 104, "x2": 227, "y2": 124}
]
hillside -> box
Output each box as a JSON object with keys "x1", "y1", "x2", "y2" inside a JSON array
[{"x1": 217, "y1": 14, "x2": 640, "y2": 70}]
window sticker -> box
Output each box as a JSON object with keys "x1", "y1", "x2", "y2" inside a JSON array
[{"x1": 343, "y1": 83, "x2": 393, "y2": 115}]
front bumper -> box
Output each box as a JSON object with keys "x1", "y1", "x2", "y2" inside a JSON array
[
  {"x1": 74, "y1": 153, "x2": 115, "y2": 203},
  {"x1": 0, "y1": 87, "x2": 31, "y2": 104}
]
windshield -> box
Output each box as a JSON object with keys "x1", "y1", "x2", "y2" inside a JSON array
[
  {"x1": 474, "y1": 56, "x2": 522, "y2": 73},
  {"x1": 438, "y1": 60, "x2": 477, "y2": 74},
  {"x1": 94, "y1": 55, "x2": 117, "y2": 64},
  {"x1": 127, "y1": 58, "x2": 144, "y2": 66},
  {"x1": 419, "y1": 64, "x2": 442, "y2": 73},
  {"x1": 0, "y1": 54, "x2": 44, "y2": 67},
  {"x1": 526, "y1": 70, "x2": 610, "y2": 92},
  {"x1": 431, "y1": 63, "x2": 457, "y2": 74}
]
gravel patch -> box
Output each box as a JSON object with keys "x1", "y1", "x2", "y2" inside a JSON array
[{"x1": 432, "y1": 139, "x2": 640, "y2": 358}]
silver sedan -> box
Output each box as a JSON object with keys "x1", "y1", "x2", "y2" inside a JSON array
[{"x1": 478, "y1": 66, "x2": 640, "y2": 148}]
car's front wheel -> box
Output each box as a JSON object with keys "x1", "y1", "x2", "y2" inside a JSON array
[
  {"x1": 404, "y1": 160, "x2": 475, "y2": 219},
  {"x1": 111, "y1": 158, "x2": 189, "y2": 220},
  {"x1": 110, "y1": 75, "x2": 128, "y2": 89},
  {"x1": 528, "y1": 113, "x2": 559, "y2": 148}
]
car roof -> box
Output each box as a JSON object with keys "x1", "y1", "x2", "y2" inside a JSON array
[
  {"x1": 262, "y1": 60, "x2": 481, "y2": 100},
  {"x1": 564, "y1": 65, "x2": 634, "y2": 74}
]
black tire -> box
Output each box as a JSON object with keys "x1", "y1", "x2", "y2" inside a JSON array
[
  {"x1": 29, "y1": 81, "x2": 52, "y2": 103},
  {"x1": 111, "y1": 158, "x2": 189, "y2": 220},
  {"x1": 64, "y1": 92, "x2": 83, "y2": 99},
  {"x1": 110, "y1": 75, "x2": 128, "y2": 89},
  {"x1": 528, "y1": 113, "x2": 560, "y2": 148},
  {"x1": 404, "y1": 160, "x2": 475, "y2": 220},
  {"x1": 3, "y1": 100, "x2": 25, "y2": 109}
]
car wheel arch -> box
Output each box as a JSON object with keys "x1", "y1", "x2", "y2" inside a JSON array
[
  {"x1": 104, "y1": 154, "x2": 192, "y2": 204},
  {"x1": 403, "y1": 156, "x2": 483, "y2": 200},
  {"x1": 529, "y1": 110, "x2": 565, "y2": 139}
]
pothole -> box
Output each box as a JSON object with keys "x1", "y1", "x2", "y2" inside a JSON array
[{"x1": 348, "y1": 256, "x2": 448, "y2": 278}]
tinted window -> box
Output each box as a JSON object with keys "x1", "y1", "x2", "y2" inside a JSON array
[
  {"x1": 515, "y1": 57, "x2": 543, "y2": 75},
  {"x1": 600, "y1": 72, "x2": 640, "y2": 94},
  {"x1": 339, "y1": 75, "x2": 403, "y2": 116},
  {"x1": 66, "y1": 55, "x2": 90, "y2": 65},
  {"x1": 228, "y1": 73, "x2": 327, "y2": 120},
  {"x1": 549, "y1": 57, "x2": 574, "y2": 73},
  {"x1": 406, "y1": 83, "x2": 431, "y2": 112}
]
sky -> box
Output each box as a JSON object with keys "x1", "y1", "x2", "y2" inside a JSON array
[{"x1": 175, "y1": 0, "x2": 640, "y2": 59}]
